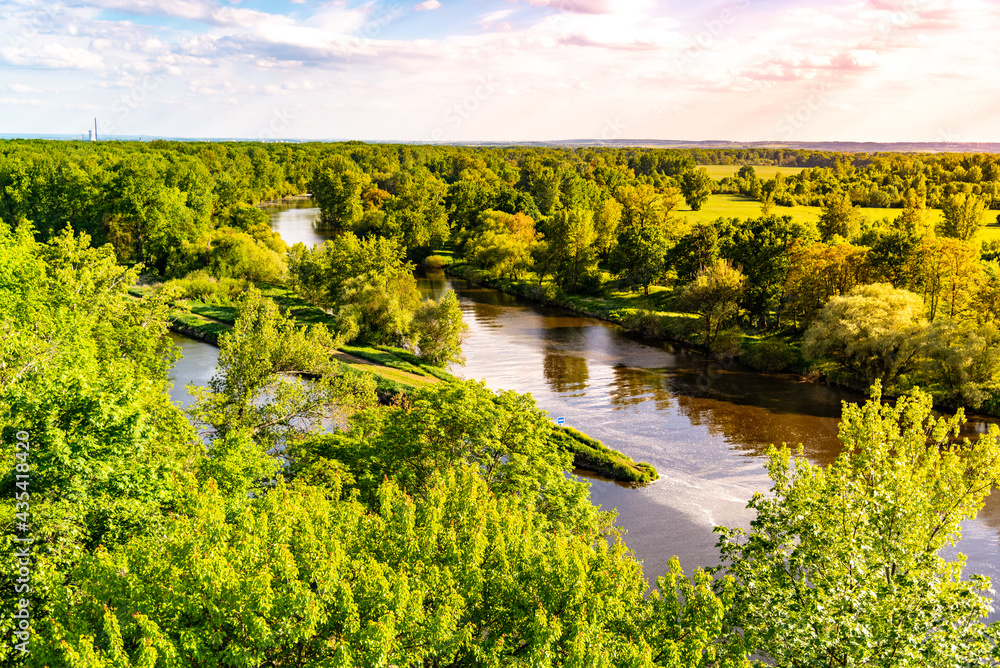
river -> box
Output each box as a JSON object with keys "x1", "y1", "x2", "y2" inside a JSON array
[{"x1": 168, "y1": 201, "x2": 1000, "y2": 617}]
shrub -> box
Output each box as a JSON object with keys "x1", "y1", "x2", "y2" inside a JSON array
[
  {"x1": 744, "y1": 339, "x2": 798, "y2": 373},
  {"x1": 711, "y1": 327, "x2": 743, "y2": 362},
  {"x1": 422, "y1": 254, "x2": 450, "y2": 269},
  {"x1": 524, "y1": 282, "x2": 562, "y2": 305}
]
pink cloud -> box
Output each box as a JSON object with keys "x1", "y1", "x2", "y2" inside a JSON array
[
  {"x1": 523, "y1": 0, "x2": 617, "y2": 15},
  {"x1": 414, "y1": 0, "x2": 442, "y2": 10}
]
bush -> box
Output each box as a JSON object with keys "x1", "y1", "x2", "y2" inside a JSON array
[
  {"x1": 616, "y1": 309, "x2": 670, "y2": 339},
  {"x1": 711, "y1": 327, "x2": 743, "y2": 362},
  {"x1": 167, "y1": 271, "x2": 247, "y2": 303},
  {"x1": 574, "y1": 269, "x2": 606, "y2": 296},
  {"x1": 523, "y1": 282, "x2": 562, "y2": 305},
  {"x1": 422, "y1": 254, "x2": 450, "y2": 269},
  {"x1": 744, "y1": 339, "x2": 798, "y2": 373}
]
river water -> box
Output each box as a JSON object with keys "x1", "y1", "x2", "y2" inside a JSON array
[{"x1": 168, "y1": 202, "x2": 1000, "y2": 617}]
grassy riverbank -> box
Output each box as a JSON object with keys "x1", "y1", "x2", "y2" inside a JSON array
[{"x1": 137, "y1": 282, "x2": 661, "y2": 485}]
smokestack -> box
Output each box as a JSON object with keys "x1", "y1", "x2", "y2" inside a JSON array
[{"x1": 94, "y1": 117, "x2": 98, "y2": 141}]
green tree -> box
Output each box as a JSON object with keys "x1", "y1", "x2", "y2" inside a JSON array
[
  {"x1": 546, "y1": 207, "x2": 599, "y2": 293},
  {"x1": 721, "y1": 214, "x2": 813, "y2": 329},
  {"x1": 717, "y1": 384, "x2": 1000, "y2": 668},
  {"x1": 680, "y1": 167, "x2": 713, "y2": 211},
  {"x1": 188, "y1": 288, "x2": 371, "y2": 495},
  {"x1": 295, "y1": 379, "x2": 605, "y2": 533},
  {"x1": 35, "y1": 466, "x2": 748, "y2": 668},
  {"x1": 918, "y1": 320, "x2": 1000, "y2": 409},
  {"x1": 817, "y1": 191, "x2": 860, "y2": 241},
  {"x1": 311, "y1": 155, "x2": 368, "y2": 229},
  {"x1": 677, "y1": 260, "x2": 744, "y2": 345},
  {"x1": 0, "y1": 225, "x2": 200, "y2": 664},
  {"x1": 803, "y1": 283, "x2": 927, "y2": 387},
  {"x1": 411, "y1": 290, "x2": 469, "y2": 367},
  {"x1": 939, "y1": 192, "x2": 987, "y2": 241},
  {"x1": 593, "y1": 196, "x2": 623, "y2": 260},
  {"x1": 667, "y1": 219, "x2": 724, "y2": 284},
  {"x1": 463, "y1": 210, "x2": 538, "y2": 279}
]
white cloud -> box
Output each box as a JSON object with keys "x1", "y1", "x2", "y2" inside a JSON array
[
  {"x1": 0, "y1": 43, "x2": 104, "y2": 70},
  {"x1": 414, "y1": 0, "x2": 441, "y2": 10}
]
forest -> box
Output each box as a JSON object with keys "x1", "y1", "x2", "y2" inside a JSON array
[{"x1": 3, "y1": 138, "x2": 1000, "y2": 666}]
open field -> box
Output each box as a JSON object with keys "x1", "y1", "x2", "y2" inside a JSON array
[
  {"x1": 674, "y1": 194, "x2": 823, "y2": 226},
  {"x1": 699, "y1": 164, "x2": 807, "y2": 180},
  {"x1": 671, "y1": 194, "x2": 1000, "y2": 243}
]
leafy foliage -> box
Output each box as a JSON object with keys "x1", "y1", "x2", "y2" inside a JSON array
[{"x1": 717, "y1": 384, "x2": 1000, "y2": 668}]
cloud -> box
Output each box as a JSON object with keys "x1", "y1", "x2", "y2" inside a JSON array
[
  {"x1": 0, "y1": 43, "x2": 104, "y2": 70},
  {"x1": 523, "y1": 0, "x2": 617, "y2": 14},
  {"x1": 0, "y1": 97, "x2": 46, "y2": 106},
  {"x1": 414, "y1": 0, "x2": 441, "y2": 10}
]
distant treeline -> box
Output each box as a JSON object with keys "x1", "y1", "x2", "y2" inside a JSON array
[{"x1": 2, "y1": 140, "x2": 999, "y2": 272}]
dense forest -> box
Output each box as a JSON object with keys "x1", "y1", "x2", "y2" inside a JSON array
[
  {"x1": 3, "y1": 139, "x2": 1000, "y2": 666},
  {"x1": 4, "y1": 139, "x2": 1000, "y2": 409}
]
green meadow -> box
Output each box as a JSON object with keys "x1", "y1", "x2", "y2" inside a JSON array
[
  {"x1": 674, "y1": 193, "x2": 1000, "y2": 243},
  {"x1": 699, "y1": 164, "x2": 806, "y2": 180}
]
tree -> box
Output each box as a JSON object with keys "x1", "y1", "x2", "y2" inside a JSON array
[
  {"x1": 188, "y1": 288, "x2": 373, "y2": 494},
  {"x1": 717, "y1": 384, "x2": 1000, "y2": 668},
  {"x1": 546, "y1": 207, "x2": 599, "y2": 293},
  {"x1": 803, "y1": 283, "x2": 927, "y2": 387},
  {"x1": 667, "y1": 219, "x2": 724, "y2": 285},
  {"x1": 783, "y1": 241, "x2": 870, "y2": 325},
  {"x1": 35, "y1": 466, "x2": 750, "y2": 668},
  {"x1": 411, "y1": 290, "x2": 469, "y2": 366},
  {"x1": 918, "y1": 320, "x2": 1000, "y2": 409},
  {"x1": 817, "y1": 191, "x2": 860, "y2": 241},
  {"x1": 463, "y1": 210, "x2": 538, "y2": 279},
  {"x1": 311, "y1": 155, "x2": 367, "y2": 229},
  {"x1": 914, "y1": 236, "x2": 981, "y2": 321},
  {"x1": 593, "y1": 196, "x2": 623, "y2": 260},
  {"x1": 610, "y1": 216, "x2": 670, "y2": 295},
  {"x1": 939, "y1": 192, "x2": 987, "y2": 241},
  {"x1": 677, "y1": 260, "x2": 744, "y2": 345},
  {"x1": 680, "y1": 167, "x2": 714, "y2": 211},
  {"x1": 720, "y1": 214, "x2": 814, "y2": 329}
]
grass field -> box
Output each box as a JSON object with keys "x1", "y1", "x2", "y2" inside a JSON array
[
  {"x1": 669, "y1": 193, "x2": 1000, "y2": 243},
  {"x1": 699, "y1": 165, "x2": 806, "y2": 180}
]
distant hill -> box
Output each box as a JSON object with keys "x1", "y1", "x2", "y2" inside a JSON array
[{"x1": 451, "y1": 139, "x2": 1000, "y2": 154}]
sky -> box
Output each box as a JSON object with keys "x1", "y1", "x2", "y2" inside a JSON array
[{"x1": 0, "y1": 0, "x2": 998, "y2": 142}]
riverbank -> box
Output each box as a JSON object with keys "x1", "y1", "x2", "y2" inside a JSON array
[
  {"x1": 444, "y1": 262, "x2": 805, "y2": 370},
  {"x1": 137, "y1": 281, "x2": 660, "y2": 485}
]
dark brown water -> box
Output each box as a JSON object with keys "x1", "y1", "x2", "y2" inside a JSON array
[{"x1": 168, "y1": 201, "x2": 1000, "y2": 618}]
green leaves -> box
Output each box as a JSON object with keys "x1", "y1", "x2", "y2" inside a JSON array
[
  {"x1": 717, "y1": 384, "x2": 1000, "y2": 668},
  {"x1": 35, "y1": 469, "x2": 663, "y2": 668},
  {"x1": 411, "y1": 290, "x2": 469, "y2": 367}
]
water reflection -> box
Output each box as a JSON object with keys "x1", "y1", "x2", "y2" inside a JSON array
[
  {"x1": 167, "y1": 332, "x2": 218, "y2": 408},
  {"x1": 170, "y1": 200, "x2": 1000, "y2": 620},
  {"x1": 413, "y1": 271, "x2": 1000, "y2": 617},
  {"x1": 610, "y1": 365, "x2": 673, "y2": 412},
  {"x1": 262, "y1": 202, "x2": 335, "y2": 249}
]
